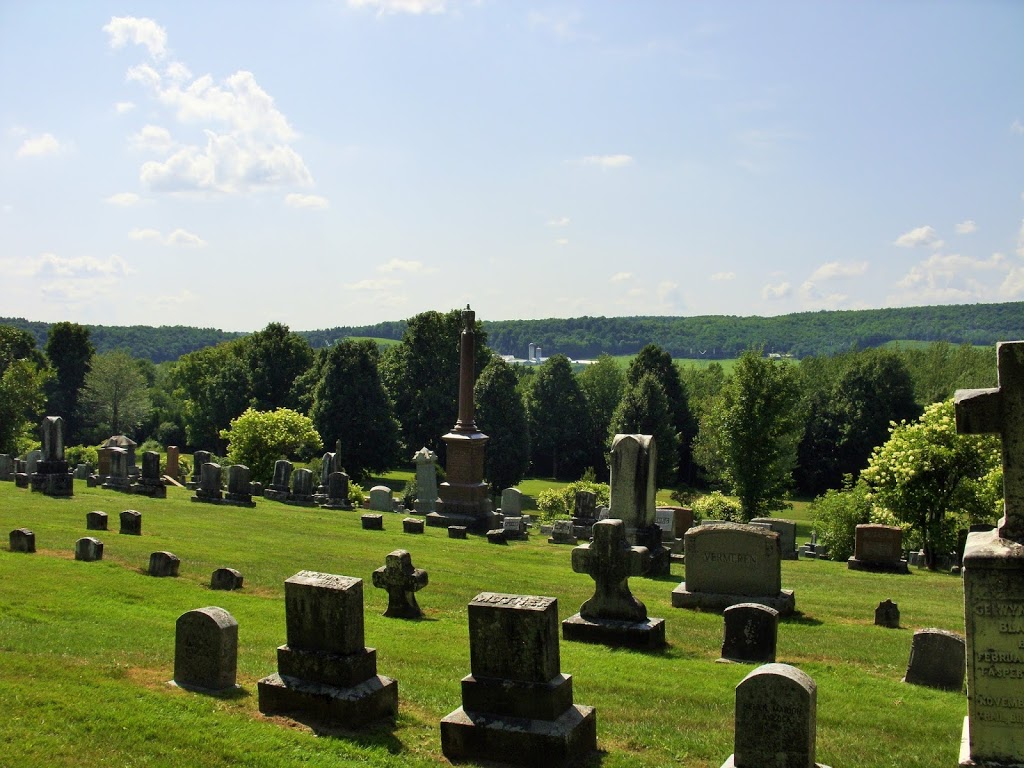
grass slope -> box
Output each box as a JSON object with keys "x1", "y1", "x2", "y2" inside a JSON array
[{"x1": 0, "y1": 482, "x2": 966, "y2": 767}]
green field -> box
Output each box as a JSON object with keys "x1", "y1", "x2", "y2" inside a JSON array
[{"x1": 0, "y1": 481, "x2": 966, "y2": 767}]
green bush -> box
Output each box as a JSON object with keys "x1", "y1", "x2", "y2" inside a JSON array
[
  {"x1": 65, "y1": 444, "x2": 98, "y2": 467},
  {"x1": 535, "y1": 480, "x2": 610, "y2": 521},
  {"x1": 809, "y1": 478, "x2": 873, "y2": 561},
  {"x1": 349, "y1": 482, "x2": 367, "y2": 507},
  {"x1": 691, "y1": 491, "x2": 741, "y2": 523},
  {"x1": 139, "y1": 438, "x2": 162, "y2": 454}
]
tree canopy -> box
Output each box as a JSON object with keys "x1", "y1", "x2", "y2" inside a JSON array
[
  {"x1": 221, "y1": 408, "x2": 321, "y2": 485},
  {"x1": 524, "y1": 354, "x2": 593, "y2": 479},
  {"x1": 79, "y1": 350, "x2": 152, "y2": 440},
  {"x1": 44, "y1": 321, "x2": 94, "y2": 445},
  {"x1": 475, "y1": 356, "x2": 531, "y2": 492}
]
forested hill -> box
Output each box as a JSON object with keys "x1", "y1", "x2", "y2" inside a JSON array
[{"x1": 3, "y1": 300, "x2": 1022, "y2": 362}]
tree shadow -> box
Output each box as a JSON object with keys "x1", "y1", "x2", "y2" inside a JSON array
[
  {"x1": 782, "y1": 611, "x2": 823, "y2": 627},
  {"x1": 275, "y1": 711, "x2": 404, "y2": 753}
]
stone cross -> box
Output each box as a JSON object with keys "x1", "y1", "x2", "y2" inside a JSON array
[
  {"x1": 955, "y1": 341, "x2": 1024, "y2": 542},
  {"x1": 571, "y1": 519, "x2": 650, "y2": 622},
  {"x1": 371, "y1": 549, "x2": 428, "y2": 619}
]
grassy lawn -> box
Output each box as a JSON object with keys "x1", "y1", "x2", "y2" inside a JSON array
[{"x1": 0, "y1": 480, "x2": 966, "y2": 767}]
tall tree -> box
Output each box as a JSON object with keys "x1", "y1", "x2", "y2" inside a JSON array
[
  {"x1": 609, "y1": 371, "x2": 680, "y2": 485},
  {"x1": 45, "y1": 322, "x2": 95, "y2": 439},
  {"x1": 172, "y1": 342, "x2": 250, "y2": 451},
  {"x1": 524, "y1": 354, "x2": 592, "y2": 479},
  {"x1": 577, "y1": 353, "x2": 625, "y2": 475},
  {"x1": 0, "y1": 326, "x2": 50, "y2": 455},
  {"x1": 79, "y1": 350, "x2": 152, "y2": 439},
  {"x1": 241, "y1": 322, "x2": 314, "y2": 411},
  {"x1": 475, "y1": 356, "x2": 530, "y2": 492}
]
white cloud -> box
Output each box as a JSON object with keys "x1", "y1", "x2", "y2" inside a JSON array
[
  {"x1": 955, "y1": 220, "x2": 977, "y2": 235},
  {"x1": 710, "y1": 271, "x2": 735, "y2": 281},
  {"x1": 130, "y1": 124, "x2": 175, "y2": 153},
  {"x1": 377, "y1": 258, "x2": 434, "y2": 274},
  {"x1": 547, "y1": 216, "x2": 570, "y2": 227},
  {"x1": 347, "y1": 0, "x2": 451, "y2": 15},
  {"x1": 20, "y1": 252, "x2": 131, "y2": 279},
  {"x1": 555, "y1": 238, "x2": 569, "y2": 246},
  {"x1": 762, "y1": 281, "x2": 791, "y2": 300},
  {"x1": 104, "y1": 16, "x2": 167, "y2": 58},
  {"x1": 129, "y1": 227, "x2": 206, "y2": 246},
  {"x1": 149, "y1": 289, "x2": 198, "y2": 309},
  {"x1": 129, "y1": 227, "x2": 162, "y2": 242},
  {"x1": 610, "y1": 272, "x2": 633, "y2": 282},
  {"x1": 799, "y1": 281, "x2": 848, "y2": 309},
  {"x1": 890, "y1": 251, "x2": 1021, "y2": 304},
  {"x1": 1000, "y1": 267, "x2": 1024, "y2": 299},
  {"x1": 582, "y1": 154, "x2": 633, "y2": 169},
  {"x1": 808, "y1": 261, "x2": 868, "y2": 281},
  {"x1": 15, "y1": 133, "x2": 62, "y2": 158},
  {"x1": 105, "y1": 192, "x2": 140, "y2": 206},
  {"x1": 344, "y1": 277, "x2": 402, "y2": 291},
  {"x1": 894, "y1": 225, "x2": 944, "y2": 249},
  {"x1": 657, "y1": 280, "x2": 680, "y2": 303},
  {"x1": 1012, "y1": 119, "x2": 1024, "y2": 136},
  {"x1": 285, "y1": 193, "x2": 329, "y2": 209},
  {"x1": 115, "y1": 101, "x2": 136, "y2": 114}
]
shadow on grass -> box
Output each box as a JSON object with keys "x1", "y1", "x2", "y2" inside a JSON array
[
  {"x1": 171, "y1": 682, "x2": 251, "y2": 700},
  {"x1": 782, "y1": 611, "x2": 823, "y2": 627},
  {"x1": 280, "y1": 712, "x2": 404, "y2": 753}
]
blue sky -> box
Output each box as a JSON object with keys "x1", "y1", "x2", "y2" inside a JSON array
[{"x1": 1, "y1": 1, "x2": 1022, "y2": 332}]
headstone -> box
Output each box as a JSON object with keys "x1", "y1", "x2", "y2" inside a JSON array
[
  {"x1": 847, "y1": 524, "x2": 909, "y2": 573},
  {"x1": 96, "y1": 448, "x2": 113, "y2": 478},
  {"x1": 211, "y1": 567, "x2": 244, "y2": 590},
  {"x1": 119, "y1": 509, "x2": 142, "y2": 536},
  {"x1": 290, "y1": 467, "x2": 315, "y2": 505},
  {"x1": 402, "y1": 517, "x2": 424, "y2": 534},
  {"x1": 369, "y1": 485, "x2": 394, "y2": 512},
  {"x1": 14, "y1": 467, "x2": 29, "y2": 487},
  {"x1": 9, "y1": 528, "x2": 36, "y2": 553},
  {"x1": 320, "y1": 471, "x2": 352, "y2": 510},
  {"x1": 148, "y1": 551, "x2": 180, "y2": 577},
  {"x1": 654, "y1": 507, "x2": 677, "y2": 540},
  {"x1": 223, "y1": 464, "x2": 255, "y2": 507},
  {"x1": 501, "y1": 487, "x2": 524, "y2": 517},
  {"x1": 86, "y1": 511, "x2": 108, "y2": 531},
  {"x1": 132, "y1": 450, "x2": 166, "y2": 498},
  {"x1": 32, "y1": 416, "x2": 73, "y2": 496},
  {"x1": 597, "y1": 506, "x2": 611, "y2": 520},
  {"x1": 102, "y1": 447, "x2": 131, "y2": 491},
  {"x1": 440, "y1": 592, "x2": 597, "y2": 766},
  {"x1": 263, "y1": 459, "x2": 293, "y2": 501},
  {"x1": 173, "y1": 606, "x2": 239, "y2": 693},
  {"x1": 605, "y1": 434, "x2": 671, "y2": 576},
  {"x1": 73, "y1": 463, "x2": 91, "y2": 480},
  {"x1": 192, "y1": 462, "x2": 223, "y2": 503},
  {"x1": 573, "y1": 490, "x2": 598, "y2": 522},
  {"x1": 486, "y1": 528, "x2": 507, "y2": 544},
  {"x1": 361, "y1": 513, "x2": 384, "y2": 531},
  {"x1": 720, "y1": 663, "x2": 829, "y2": 768},
  {"x1": 874, "y1": 599, "x2": 900, "y2": 628},
  {"x1": 25, "y1": 449, "x2": 41, "y2": 475},
  {"x1": 257, "y1": 571, "x2": 398, "y2": 726},
  {"x1": 903, "y1": 628, "x2": 965, "y2": 691},
  {"x1": 721, "y1": 603, "x2": 779, "y2": 663},
  {"x1": 412, "y1": 447, "x2": 440, "y2": 514},
  {"x1": 562, "y1": 518, "x2": 666, "y2": 648},
  {"x1": 448, "y1": 526, "x2": 468, "y2": 539},
  {"x1": 316, "y1": 451, "x2": 337, "y2": 497},
  {"x1": 165, "y1": 445, "x2": 180, "y2": 479},
  {"x1": 503, "y1": 516, "x2": 528, "y2": 540},
  {"x1": 548, "y1": 519, "x2": 578, "y2": 545},
  {"x1": 75, "y1": 537, "x2": 103, "y2": 561},
  {"x1": 955, "y1": 341, "x2": 1024, "y2": 767},
  {"x1": 750, "y1": 518, "x2": 798, "y2": 560},
  {"x1": 371, "y1": 549, "x2": 428, "y2": 619},
  {"x1": 672, "y1": 523, "x2": 795, "y2": 616},
  {"x1": 190, "y1": 450, "x2": 212, "y2": 488},
  {"x1": 0, "y1": 453, "x2": 13, "y2": 481}
]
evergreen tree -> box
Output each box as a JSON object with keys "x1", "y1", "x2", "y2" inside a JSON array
[
  {"x1": 241, "y1": 322, "x2": 314, "y2": 411},
  {"x1": 609, "y1": 371, "x2": 680, "y2": 485},
  {"x1": 577, "y1": 354, "x2": 624, "y2": 475},
  {"x1": 524, "y1": 354, "x2": 592, "y2": 479},
  {"x1": 475, "y1": 356, "x2": 530, "y2": 491},
  {"x1": 43, "y1": 321, "x2": 94, "y2": 445}
]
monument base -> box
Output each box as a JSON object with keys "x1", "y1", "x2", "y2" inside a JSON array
[
  {"x1": 426, "y1": 509, "x2": 496, "y2": 531},
  {"x1": 440, "y1": 704, "x2": 596, "y2": 767},
  {"x1": 319, "y1": 501, "x2": 353, "y2": 510},
  {"x1": 721, "y1": 755, "x2": 829, "y2": 768},
  {"x1": 222, "y1": 495, "x2": 257, "y2": 508},
  {"x1": 960, "y1": 716, "x2": 1024, "y2": 767},
  {"x1": 132, "y1": 482, "x2": 167, "y2": 498},
  {"x1": 670, "y1": 584, "x2": 795, "y2": 616},
  {"x1": 256, "y1": 672, "x2": 397, "y2": 727},
  {"x1": 847, "y1": 557, "x2": 910, "y2": 574},
  {"x1": 263, "y1": 489, "x2": 291, "y2": 503},
  {"x1": 561, "y1": 613, "x2": 666, "y2": 649},
  {"x1": 39, "y1": 473, "x2": 74, "y2": 497}
]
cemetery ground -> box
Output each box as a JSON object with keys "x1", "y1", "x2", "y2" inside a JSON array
[{"x1": 1, "y1": 481, "x2": 966, "y2": 768}]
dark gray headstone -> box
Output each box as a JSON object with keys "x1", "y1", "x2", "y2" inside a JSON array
[
  {"x1": 9, "y1": 528, "x2": 36, "y2": 553},
  {"x1": 904, "y1": 628, "x2": 965, "y2": 691},
  {"x1": 371, "y1": 549, "x2": 428, "y2": 619},
  {"x1": 486, "y1": 528, "x2": 507, "y2": 544},
  {"x1": 402, "y1": 517, "x2": 425, "y2": 534},
  {"x1": 211, "y1": 567, "x2": 244, "y2": 591},
  {"x1": 361, "y1": 513, "x2": 384, "y2": 530},
  {"x1": 448, "y1": 526, "x2": 468, "y2": 539},
  {"x1": 75, "y1": 537, "x2": 103, "y2": 561},
  {"x1": 119, "y1": 509, "x2": 141, "y2": 536},
  {"x1": 86, "y1": 511, "x2": 108, "y2": 531},
  {"x1": 721, "y1": 603, "x2": 779, "y2": 663},
  {"x1": 173, "y1": 606, "x2": 238, "y2": 692},
  {"x1": 874, "y1": 599, "x2": 900, "y2": 628},
  {"x1": 148, "y1": 551, "x2": 180, "y2": 577}
]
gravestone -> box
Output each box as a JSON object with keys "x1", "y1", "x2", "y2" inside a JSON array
[
  {"x1": 315, "y1": 451, "x2": 337, "y2": 499},
  {"x1": 955, "y1": 340, "x2": 1024, "y2": 767},
  {"x1": 102, "y1": 447, "x2": 131, "y2": 491},
  {"x1": 257, "y1": 571, "x2": 398, "y2": 726},
  {"x1": 73, "y1": 463, "x2": 91, "y2": 480},
  {"x1": 573, "y1": 490, "x2": 598, "y2": 523},
  {"x1": 371, "y1": 549, "x2": 428, "y2": 619},
  {"x1": 192, "y1": 462, "x2": 223, "y2": 503},
  {"x1": 173, "y1": 606, "x2": 239, "y2": 693},
  {"x1": 486, "y1": 528, "x2": 507, "y2": 544},
  {"x1": 750, "y1": 518, "x2": 798, "y2": 560},
  {"x1": 412, "y1": 447, "x2": 440, "y2": 514},
  {"x1": 133, "y1": 450, "x2": 166, "y2": 498},
  {"x1": 440, "y1": 592, "x2": 597, "y2": 766},
  {"x1": 165, "y1": 445, "x2": 180, "y2": 480},
  {"x1": 874, "y1": 599, "x2": 900, "y2": 628},
  {"x1": 605, "y1": 434, "x2": 671, "y2": 576},
  {"x1": 847, "y1": 524, "x2": 909, "y2": 573},
  {"x1": 720, "y1": 663, "x2": 830, "y2": 768},
  {"x1": 503, "y1": 516, "x2": 528, "y2": 541},
  {"x1": 223, "y1": 464, "x2": 255, "y2": 507},
  {"x1": 148, "y1": 551, "x2": 180, "y2": 577},
  {"x1": 96, "y1": 447, "x2": 113, "y2": 478},
  {"x1": 9, "y1": 528, "x2": 36, "y2": 553},
  {"x1": 655, "y1": 507, "x2": 683, "y2": 553},
  {"x1": 189, "y1": 450, "x2": 211, "y2": 489},
  {"x1": 402, "y1": 517, "x2": 424, "y2": 534},
  {"x1": 119, "y1": 509, "x2": 142, "y2": 536},
  {"x1": 320, "y1": 471, "x2": 352, "y2": 510},
  {"x1": 369, "y1": 485, "x2": 394, "y2": 512},
  {"x1": 25, "y1": 449, "x2": 41, "y2": 476},
  {"x1": 289, "y1": 468, "x2": 315, "y2": 505},
  {"x1": 86, "y1": 511, "x2": 108, "y2": 531},
  {"x1": 211, "y1": 567, "x2": 244, "y2": 590},
  {"x1": 361, "y1": 513, "x2": 384, "y2": 531},
  {"x1": 903, "y1": 628, "x2": 965, "y2": 691},
  {"x1": 562, "y1": 518, "x2": 666, "y2": 648},
  {"x1": 75, "y1": 537, "x2": 103, "y2": 561},
  {"x1": 672, "y1": 523, "x2": 795, "y2": 615},
  {"x1": 448, "y1": 526, "x2": 468, "y2": 539},
  {"x1": 0, "y1": 453, "x2": 13, "y2": 481},
  {"x1": 263, "y1": 459, "x2": 293, "y2": 502},
  {"x1": 501, "y1": 487, "x2": 524, "y2": 517},
  {"x1": 32, "y1": 416, "x2": 73, "y2": 496},
  {"x1": 14, "y1": 464, "x2": 29, "y2": 488},
  {"x1": 720, "y1": 603, "x2": 779, "y2": 663},
  {"x1": 548, "y1": 519, "x2": 578, "y2": 545}
]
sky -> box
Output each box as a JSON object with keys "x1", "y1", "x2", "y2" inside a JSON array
[{"x1": 1, "y1": 1, "x2": 1022, "y2": 333}]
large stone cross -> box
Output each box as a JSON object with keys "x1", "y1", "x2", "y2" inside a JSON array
[
  {"x1": 372, "y1": 549, "x2": 429, "y2": 619},
  {"x1": 571, "y1": 519, "x2": 650, "y2": 622},
  {"x1": 955, "y1": 341, "x2": 1024, "y2": 542}
]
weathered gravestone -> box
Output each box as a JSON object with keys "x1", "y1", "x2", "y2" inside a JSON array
[
  {"x1": 263, "y1": 459, "x2": 293, "y2": 502},
  {"x1": 9, "y1": 528, "x2": 36, "y2": 553},
  {"x1": 874, "y1": 599, "x2": 900, "y2": 629},
  {"x1": 223, "y1": 464, "x2": 255, "y2": 507},
  {"x1": 562, "y1": 518, "x2": 666, "y2": 648},
  {"x1": 0, "y1": 453, "x2": 13, "y2": 481},
  {"x1": 211, "y1": 567, "x2": 244, "y2": 591},
  {"x1": 75, "y1": 537, "x2": 103, "y2": 561},
  {"x1": 440, "y1": 592, "x2": 597, "y2": 766},
  {"x1": 448, "y1": 525, "x2": 468, "y2": 539},
  {"x1": 903, "y1": 628, "x2": 966, "y2": 691},
  {"x1": 605, "y1": 434, "x2": 671, "y2": 576},
  {"x1": 120, "y1": 509, "x2": 142, "y2": 536},
  {"x1": 402, "y1": 517, "x2": 424, "y2": 534},
  {"x1": 173, "y1": 606, "x2": 239, "y2": 693},
  {"x1": 372, "y1": 549, "x2": 428, "y2": 619},
  {"x1": 102, "y1": 447, "x2": 131, "y2": 491},
  {"x1": 32, "y1": 416, "x2": 73, "y2": 496},
  {"x1": 148, "y1": 551, "x2": 180, "y2": 577},
  {"x1": 501, "y1": 487, "x2": 523, "y2": 518},
  {"x1": 320, "y1": 471, "x2": 352, "y2": 510},
  {"x1": 257, "y1": 571, "x2": 398, "y2": 726},
  {"x1": 672, "y1": 523, "x2": 795, "y2": 615},
  {"x1": 720, "y1": 603, "x2": 779, "y2": 664},
  {"x1": 314, "y1": 451, "x2": 337, "y2": 501},
  {"x1": 361, "y1": 513, "x2": 384, "y2": 531},
  {"x1": 132, "y1": 450, "x2": 166, "y2": 498},
  {"x1": 25, "y1": 449, "x2": 41, "y2": 476},
  {"x1": 73, "y1": 463, "x2": 91, "y2": 480},
  {"x1": 368, "y1": 485, "x2": 393, "y2": 512},
  {"x1": 486, "y1": 528, "x2": 507, "y2": 544},
  {"x1": 751, "y1": 517, "x2": 798, "y2": 561},
  {"x1": 14, "y1": 459, "x2": 29, "y2": 488},
  {"x1": 165, "y1": 445, "x2": 180, "y2": 480},
  {"x1": 86, "y1": 511, "x2": 108, "y2": 531},
  {"x1": 189, "y1": 450, "x2": 211, "y2": 489},
  {"x1": 720, "y1": 663, "x2": 830, "y2": 768},
  {"x1": 192, "y1": 462, "x2": 223, "y2": 504},
  {"x1": 847, "y1": 524, "x2": 909, "y2": 573},
  {"x1": 503, "y1": 516, "x2": 528, "y2": 541},
  {"x1": 412, "y1": 447, "x2": 440, "y2": 514},
  {"x1": 289, "y1": 468, "x2": 315, "y2": 505},
  {"x1": 549, "y1": 519, "x2": 578, "y2": 546},
  {"x1": 573, "y1": 490, "x2": 598, "y2": 524}
]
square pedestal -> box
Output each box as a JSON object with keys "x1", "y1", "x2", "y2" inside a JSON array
[
  {"x1": 257, "y1": 672, "x2": 397, "y2": 727},
  {"x1": 561, "y1": 613, "x2": 666, "y2": 649}
]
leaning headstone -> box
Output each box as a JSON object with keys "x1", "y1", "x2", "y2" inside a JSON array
[
  {"x1": 263, "y1": 459, "x2": 293, "y2": 502},
  {"x1": 173, "y1": 606, "x2": 239, "y2": 693},
  {"x1": 440, "y1": 592, "x2": 597, "y2": 766},
  {"x1": 86, "y1": 511, "x2": 108, "y2": 531},
  {"x1": 320, "y1": 471, "x2": 352, "y2": 510},
  {"x1": 903, "y1": 628, "x2": 965, "y2": 691},
  {"x1": 257, "y1": 571, "x2": 398, "y2": 726},
  {"x1": 119, "y1": 509, "x2": 142, "y2": 536},
  {"x1": 223, "y1": 464, "x2": 255, "y2": 507},
  {"x1": 372, "y1": 549, "x2": 428, "y2": 619},
  {"x1": 412, "y1": 447, "x2": 440, "y2": 514},
  {"x1": 148, "y1": 551, "x2": 180, "y2": 577},
  {"x1": 0, "y1": 453, "x2": 13, "y2": 481},
  {"x1": 361, "y1": 513, "x2": 384, "y2": 531},
  {"x1": 562, "y1": 518, "x2": 665, "y2": 648},
  {"x1": 672, "y1": 522, "x2": 795, "y2": 616},
  {"x1": 720, "y1": 603, "x2": 779, "y2": 663},
  {"x1": 448, "y1": 525, "x2": 468, "y2": 539},
  {"x1": 211, "y1": 567, "x2": 244, "y2": 591},
  {"x1": 847, "y1": 524, "x2": 909, "y2": 573},
  {"x1": 549, "y1": 519, "x2": 578, "y2": 545},
  {"x1": 402, "y1": 517, "x2": 424, "y2": 534},
  {"x1": 75, "y1": 537, "x2": 103, "y2": 561},
  {"x1": 874, "y1": 599, "x2": 900, "y2": 628},
  {"x1": 721, "y1": 663, "x2": 829, "y2": 768},
  {"x1": 750, "y1": 517, "x2": 798, "y2": 560},
  {"x1": 102, "y1": 447, "x2": 131, "y2": 491},
  {"x1": 605, "y1": 434, "x2": 671, "y2": 576},
  {"x1": 9, "y1": 528, "x2": 36, "y2": 553},
  {"x1": 369, "y1": 485, "x2": 394, "y2": 512},
  {"x1": 501, "y1": 487, "x2": 524, "y2": 517},
  {"x1": 32, "y1": 416, "x2": 73, "y2": 496},
  {"x1": 289, "y1": 468, "x2": 316, "y2": 505},
  {"x1": 192, "y1": 462, "x2": 223, "y2": 504}
]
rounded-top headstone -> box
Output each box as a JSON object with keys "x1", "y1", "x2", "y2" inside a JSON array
[
  {"x1": 119, "y1": 509, "x2": 142, "y2": 536},
  {"x1": 721, "y1": 603, "x2": 779, "y2": 663},
  {"x1": 149, "y1": 551, "x2": 180, "y2": 577},
  {"x1": 733, "y1": 663, "x2": 817, "y2": 768},
  {"x1": 211, "y1": 567, "x2": 244, "y2": 591},
  {"x1": 9, "y1": 528, "x2": 36, "y2": 553},
  {"x1": 86, "y1": 511, "x2": 108, "y2": 531},
  {"x1": 904, "y1": 628, "x2": 966, "y2": 691},
  {"x1": 75, "y1": 537, "x2": 103, "y2": 562},
  {"x1": 173, "y1": 606, "x2": 239, "y2": 692}
]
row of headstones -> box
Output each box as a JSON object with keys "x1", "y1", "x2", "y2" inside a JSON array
[
  {"x1": 258, "y1": 456, "x2": 352, "y2": 508},
  {"x1": 87, "y1": 449, "x2": 166, "y2": 497}
]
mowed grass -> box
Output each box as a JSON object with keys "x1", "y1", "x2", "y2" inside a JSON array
[{"x1": 0, "y1": 481, "x2": 967, "y2": 767}]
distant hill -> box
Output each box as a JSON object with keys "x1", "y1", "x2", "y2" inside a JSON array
[{"x1": 4, "y1": 300, "x2": 1022, "y2": 362}]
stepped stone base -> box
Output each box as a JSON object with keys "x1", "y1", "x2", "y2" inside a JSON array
[
  {"x1": 671, "y1": 584, "x2": 795, "y2": 616},
  {"x1": 561, "y1": 613, "x2": 666, "y2": 649},
  {"x1": 721, "y1": 756, "x2": 829, "y2": 768},
  {"x1": 847, "y1": 556, "x2": 910, "y2": 574},
  {"x1": 257, "y1": 672, "x2": 397, "y2": 727}
]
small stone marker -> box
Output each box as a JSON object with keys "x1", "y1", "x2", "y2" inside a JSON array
[
  {"x1": 448, "y1": 525, "x2": 468, "y2": 539},
  {"x1": 86, "y1": 511, "x2": 108, "y2": 531},
  {"x1": 402, "y1": 517, "x2": 424, "y2": 534},
  {"x1": 847, "y1": 524, "x2": 909, "y2": 573},
  {"x1": 486, "y1": 528, "x2": 507, "y2": 544},
  {"x1": 720, "y1": 603, "x2": 779, "y2": 663},
  {"x1": 548, "y1": 519, "x2": 578, "y2": 545},
  {"x1": 874, "y1": 599, "x2": 900, "y2": 628},
  {"x1": 369, "y1": 485, "x2": 394, "y2": 512},
  {"x1": 903, "y1": 628, "x2": 966, "y2": 691},
  {"x1": 721, "y1": 663, "x2": 830, "y2": 768},
  {"x1": 361, "y1": 513, "x2": 384, "y2": 530},
  {"x1": 148, "y1": 551, "x2": 180, "y2": 577},
  {"x1": 440, "y1": 592, "x2": 597, "y2": 766},
  {"x1": 562, "y1": 518, "x2": 666, "y2": 648},
  {"x1": 750, "y1": 517, "x2": 798, "y2": 560},
  {"x1": 119, "y1": 509, "x2": 142, "y2": 536},
  {"x1": 503, "y1": 515, "x2": 528, "y2": 540},
  {"x1": 211, "y1": 567, "x2": 244, "y2": 591},
  {"x1": 9, "y1": 528, "x2": 36, "y2": 553},
  {"x1": 173, "y1": 606, "x2": 239, "y2": 693},
  {"x1": 372, "y1": 549, "x2": 428, "y2": 619},
  {"x1": 257, "y1": 571, "x2": 398, "y2": 726},
  {"x1": 75, "y1": 537, "x2": 103, "y2": 561}
]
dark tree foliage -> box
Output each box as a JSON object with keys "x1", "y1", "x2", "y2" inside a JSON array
[
  {"x1": 309, "y1": 339, "x2": 400, "y2": 481},
  {"x1": 524, "y1": 354, "x2": 593, "y2": 479},
  {"x1": 897, "y1": 342, "x2": 996, "y2": 405},
  {"x1": 171, "y1": 342, "x2": 250, "y2": 452},
  {"x1": 576, "y1": 354, "x2": 625, "y2": 479},
  {"x1": 609, "y1": 371, "x2": 680, "y2": 485},
  {"x1": 475, "y1": 356, "x2": 530, "y2": 492},
  {"x1": 0, "y1": 325, "x2": 49, "y2": 454},
  {"x1": 0, "y1": 325, "x2": 45, "y2": 370},
  {"x1": 241, "y1": 322, "x2": 314, "y2": 412}
]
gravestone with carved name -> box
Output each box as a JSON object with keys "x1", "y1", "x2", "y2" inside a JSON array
[
  {"x1": 173, "y1": 606, "x2": 239, "y2": 693},
  {"x1": 847, "y1": 524, "x2": 908, "y2": 573}
]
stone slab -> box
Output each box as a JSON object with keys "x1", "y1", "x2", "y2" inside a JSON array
[
  {"x1": 671, "y1": 583, "x2": 795, "y2": 616},
  {"x1": 561, "y1": 613, "x2": 666, "y2": 650},
  {"x1": 257, "y1": 672, "x2": 397, "y2": 727}
]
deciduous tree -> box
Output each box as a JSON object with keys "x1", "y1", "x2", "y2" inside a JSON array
[
  {"x1": 475, "y1": 356, "x2": 530, "y2": 491},
  {"x1": 608, "y1": 371, "x2": 680, "y2": 485},
  {"x1": 79, "y1": 350, "x2": 152, "y2": 439},
  {"x1": 221, "y1": 408, "x2": 321, "y2": 485},
  {"x1": 43, "y1": 321, "x2": 94, "y2": 445},
  {"x1": 524, "y1": 354, "x2": 592, "y2": 479}
]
